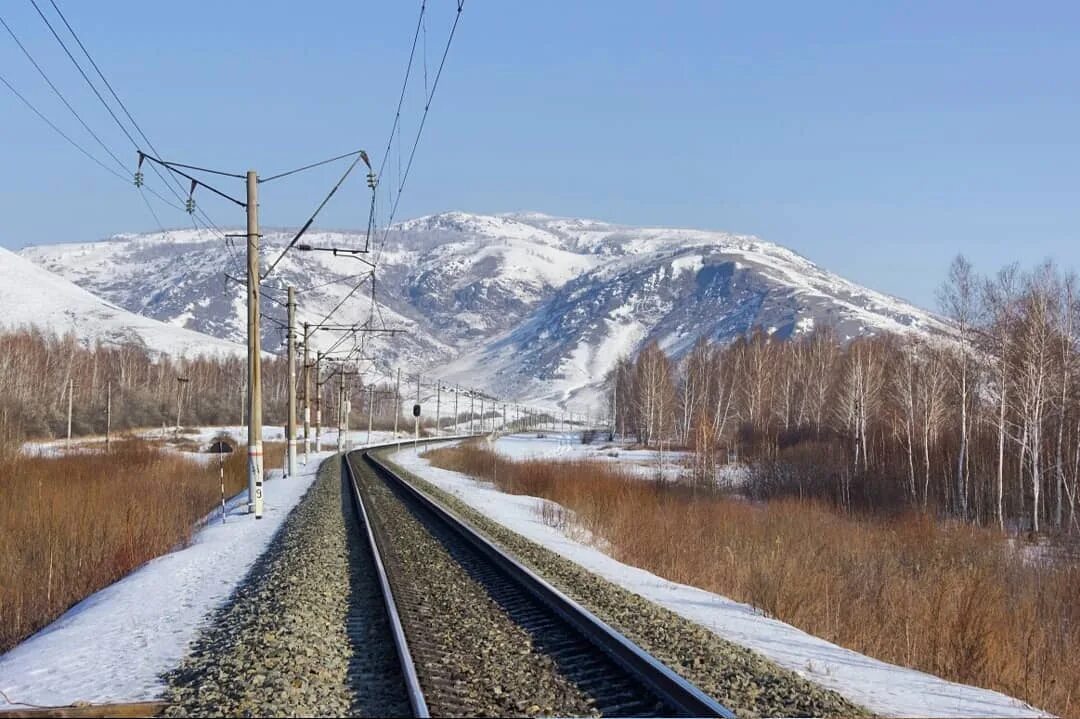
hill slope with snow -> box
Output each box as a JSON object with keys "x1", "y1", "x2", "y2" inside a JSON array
[
  {"x1": 0, "y1": 247, "x2": 243, "y2": 357},
  {"x1": 20, "y1": 212, "x2": 948, "y2": 402}
]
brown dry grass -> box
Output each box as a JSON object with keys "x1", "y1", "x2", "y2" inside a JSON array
[
  {"x1": 0, "y1": 439, "x2": 284, "y2": 652},
  {"x1": 427, "y1": 442, "x2": 1080, "y2": 717}
]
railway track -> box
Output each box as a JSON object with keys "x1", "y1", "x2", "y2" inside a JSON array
[{"x1": 344, "y1": 448, "x2": 735, "y2": 718}]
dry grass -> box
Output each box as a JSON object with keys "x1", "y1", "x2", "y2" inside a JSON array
[
  {"x1": 0, "y1": 439, "x2": 283, "y2": 653},
  {"x1": 427, "y1": 442, "x2": 1080, "y2": 717}
]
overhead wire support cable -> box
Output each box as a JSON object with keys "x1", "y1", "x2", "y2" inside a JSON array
[
  {"x1": 261, "y1": 150, "x2": 372, "y2": 280},
  {"x1": 260, "y1": 149, "x2": 369, "y2": 184},
  {"x1": 158, "y1": 160, "x2": 245, "y2": 179},
  {"x1": 139, "y1": 152, "x2": 247, "y2": 207}
]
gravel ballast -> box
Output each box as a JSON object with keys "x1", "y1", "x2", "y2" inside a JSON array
[
  {"x1": 353, "y1": 455, "x2": 599, "y2": 718},
  {"x1": 162, "y1": 457, "x2": 410, "y2": 718},
  {"x1": 380, "y1": 449, "x2": 868, "y2": 719}
]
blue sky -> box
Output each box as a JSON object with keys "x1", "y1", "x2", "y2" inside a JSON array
[{"x1": 1, "y1": 1, "x2": 1077, "y2": 310}]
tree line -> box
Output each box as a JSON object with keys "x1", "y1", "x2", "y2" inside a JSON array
[
  {"x1": 0, "y1": 328, "x2": 292, "y2": 441},
  {"x1": 0, "y1": 327, "x2": 430, "y2": 447},
  {"x1": 610, "y1": 257, "x2": 1079, "y2": 534}
]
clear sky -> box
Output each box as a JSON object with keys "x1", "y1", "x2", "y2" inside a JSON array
[{"x1": 1, "y1": 1, "x2": 1077, "y2": 310}]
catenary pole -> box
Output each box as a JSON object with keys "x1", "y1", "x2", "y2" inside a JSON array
[
  {"x1": 286, "y1": 286, "x2": 298, "y2": 476},
  {"x1": 246, "y1": 170, "x2": 264, "y2": 518},
  {"x1": 435, "y1": 380, "x2": 441, "y2": 437},
  {"x1": 302, "y1": 322, "x2": 311, "y2": 464},
  {"x1": 66, "y1": 377, "x2": 73, "y2": 448},
  {"x1": 105, "y1": 381, "x2": 111, "y2": 451},
  {"x1": 314, "y1": 353, "x2": 323, "y2": 451},
  {"x1": 394, "y1": 368, "x2": 401, "y2": 448},
  {"x1": 414, "y1": 373, "x2": 420, "y2": 452},
  {"x1": 367, "y1": 383, "x2": 374, "y2": 446}
]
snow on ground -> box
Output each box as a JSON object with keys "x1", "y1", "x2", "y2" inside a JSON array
[
  {"x1": 393, "y1": 443, "x2": 1049, "y2": 718},
  {"x1": 491, "y1": 432, "x2": 749, "y2": 487},
  {"x1": 0, "y1": 449, "x2": 339, "y2": 708}
]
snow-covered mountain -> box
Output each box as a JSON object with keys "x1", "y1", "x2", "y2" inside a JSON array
[
  {"x1": 19, "y1": 211, "x2": 948, "y2": 405},
  {"x1": 0, "y1": 246, "x2": 243, "y2": 358}
]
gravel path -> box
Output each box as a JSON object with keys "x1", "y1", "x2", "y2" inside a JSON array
[
  {"x1": 162, "y1": 457, "x2": 410, "y2": 718},
  {"x1": 380, "y1": 449, "x2": 869, "y2": 719},
  {"x1": 354, "y1": 455, "x2": 598, "y2": 718}
]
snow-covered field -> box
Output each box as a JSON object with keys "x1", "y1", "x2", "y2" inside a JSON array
[
  {"x1": 490, "y1": 432, "x2": 750, "y2": 486},
  {"x1": 0, "y1": 451, "x2": 332, "y2": 709},
  {"x1": 0, "y1": 430, "x2": 472, "y2": 710},
  {"x1": 393, "y1": 442, "x2": 1049, "y2": 718}
]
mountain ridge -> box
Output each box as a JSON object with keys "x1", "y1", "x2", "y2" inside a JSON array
[{"x1": 18, "y1": 211, "x2": 950, "y2": 405}]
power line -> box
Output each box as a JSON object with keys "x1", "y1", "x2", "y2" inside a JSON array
[
  {"x1": 0, "y1": 69, "x2": 185, "y2": 213},
  {"x1": 36, "y1": 0, "x2": 231, "y2": 241},
  {"x1": 0, "y1": 70, "x2": 127, "y2": 183},
  {"x1": 373, "y1": 0, "x2": 465, "y2": 265},
  {"x1": 45, "y1": 0, "x2": 191, "y2": 202},
  {"x1": 375, "y1": 1, "x2": 427, "y2": 184},
  {"x1": 0, "y1": 12, "x2": 126, "y2": 172}
]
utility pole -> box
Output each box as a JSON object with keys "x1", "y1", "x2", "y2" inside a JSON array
[
  {"x1": 480, "y1": 397, "x2": 485, "y2": 434},
  {"x1": 435, "y1": 381, "x2": 441, "y2": 437},
  {"x1": 65, "y1": 377, "x2": 73, "y2": 449},
  {"x1": 286, "y1": 286, "x2": 297, "y2": 477},
  {"x1": 454, "y1": 385, "x2": 459, "y2": 434},
  {"x1": 314, "y1": 353, "x2": 323, "y2": 452},
  {"x1": 414, "y1": 373, "x2": 421, "y2": 452},
  {"x1": 337, "y1": 374, "x2": 347, "y2": 453},
  {"x1": 470, "y1": 392, "x2": 475, "y2": 434},
  {"x1": 367, "y1": 383, "x2": 374, "y2": 446},
  {"x1": 105, "y1": 381, "x2": 112, "y2": 452},
  {"x1": 246, "y1": 169, "x2": 264, "y2": 519},
  {"x1": 302, "y1": 322, "x2": 311, "y2": 464},
  {"x1": 394, "y1": 368, "x2": 401, "y2": 448},
  {"x1": 175, "y1": 376, "x2": 190, "y2": 432},
  {"x1": 611, "y1": 377, "x2": 618, "y2": 441}
]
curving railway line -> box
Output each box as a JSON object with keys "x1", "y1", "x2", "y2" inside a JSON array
[{"x1": 343, "y1": 448, "x2": 735, "y2": 718}]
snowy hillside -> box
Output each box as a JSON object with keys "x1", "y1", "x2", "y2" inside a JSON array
[
  {"x1": 0, "y1": 247, "x2": 243, "y2": 358},
  {"x1": 20, "y1": 212, "x2": 948, "y2": 403}
]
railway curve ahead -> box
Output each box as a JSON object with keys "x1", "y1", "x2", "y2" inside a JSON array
[{"x1": 344, "y1": 448, "x2": 735, "y2": 718}]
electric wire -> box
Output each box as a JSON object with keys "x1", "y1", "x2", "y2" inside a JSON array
[
  {"x1": 373, "y1": 0, "x2": 464, "y2": 266},
  {"x1": 260, "y1": 150, "x2": 371, "y2": 280},
  {"x1": 0, "y1": 12, "x2": 127, "y2": 172},
  {"x1": 44, "y1": 0, "x2": 191, "y2": 201},
  {"x1": 0, "y1": 70, "x2": 187, "y2": 213},
  {"x1": 260, "y1": 149, "x2": 368, "y2": 184},
  {"x1": 39, "y1": 0, "x2": 234, "y2": 244},
  {"x1": 0, "y1": 70, "x2": 127, "y2": 184}
]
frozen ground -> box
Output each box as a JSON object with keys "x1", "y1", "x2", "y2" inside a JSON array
[
  {"x1": 394, "y1": 443, "x2": 1049, "y2": 718},
  {"x1": 0, "y1": 451, "x2": 337, "y2": 709}
]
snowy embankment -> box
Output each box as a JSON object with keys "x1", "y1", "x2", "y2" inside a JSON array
[
  {"x1": 392, "y1": 442, "x2": 1049, "y2": 719},
  {"x1": 0, "y1": 451, "x2": 332, "y2": 708}
]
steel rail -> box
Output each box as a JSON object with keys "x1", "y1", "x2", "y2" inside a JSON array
[
  {"x1": 341, "y1": 454, "x2": 429, "y2": 718},
  {"x1": 357, "y1": 448, "x2": 736, "y2": 719}
]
